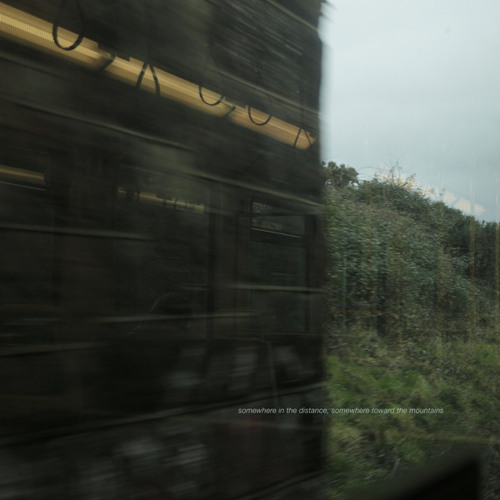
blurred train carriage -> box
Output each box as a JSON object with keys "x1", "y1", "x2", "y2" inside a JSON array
[{"x1": 0, "y1": 0, "x2": 325, "y2": 497}]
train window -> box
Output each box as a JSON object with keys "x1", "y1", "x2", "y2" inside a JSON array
[
  {"x1": 113, "y1": 165, "x2": 209, "y2": 336},
  {"x1": 248, "y1": 200, "x2": 309, "y2": 333},
  {"x1": 251, "y1": 201, "x2": 305, "y2": 237},
  {"x1": 249, "y1": 240, "x2": 306, "y2": 287}
]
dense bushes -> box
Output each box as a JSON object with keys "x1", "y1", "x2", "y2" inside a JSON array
[{"x1": 324, "y1": 163, "x2": 498, "y2": 342}]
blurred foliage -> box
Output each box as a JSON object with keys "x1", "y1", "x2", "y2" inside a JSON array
[{"x1": 323, "y1": 162, "x2": 500, "y2": 499}]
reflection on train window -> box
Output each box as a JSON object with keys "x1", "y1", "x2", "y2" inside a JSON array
[
  {"x1": 249, "y1": 289, "x2": 307, "y2": 333},
  {"x1": 249, "y1": 201, "x2": 308, "y2": 333},
  {"x1": 251, "y1": 201, "x2": 305, "y2": 237},
  {"x1": 113, "y1": 165, "x2": 209, "y2": 336},
  {"x1": 249, "y1": 240, "x2": 306, "y2": 287}
]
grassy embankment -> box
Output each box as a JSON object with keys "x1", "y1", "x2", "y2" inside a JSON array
[{"x1": 326, "y1": 332, "x2": 500, "y2": 499}]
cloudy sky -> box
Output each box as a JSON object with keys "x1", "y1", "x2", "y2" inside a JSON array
[{"x1": 319, "y1": 0, "x2": 500, "y2": 221}]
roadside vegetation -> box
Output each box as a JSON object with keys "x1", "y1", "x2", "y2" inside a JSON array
[{"x1": 323, "y1": 162, "x2": 500, "y2": 499}]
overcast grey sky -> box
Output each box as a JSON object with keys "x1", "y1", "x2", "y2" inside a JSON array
[{"x1": 319, "y1": 0, "x2": 500, "y2": 221}]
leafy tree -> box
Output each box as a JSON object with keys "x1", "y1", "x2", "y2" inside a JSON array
[{"x1": 322, "y1": 161, "x2": 358, "y2": 189}]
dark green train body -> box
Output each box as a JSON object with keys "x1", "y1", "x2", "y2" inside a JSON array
[{"x1": 0, "y1": 1, "x2": 325, "y2": 497}]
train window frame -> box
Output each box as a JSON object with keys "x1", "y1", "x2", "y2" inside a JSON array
[
  {"x1": 251, "y1": 200, "x2": 306, "y2": 240},
  {"x1": 246, "y1": 196, "x2": 313, "y2": 335},
  {"x1": 112, "y1": 160, "x2": 211, "y2": 336}
]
